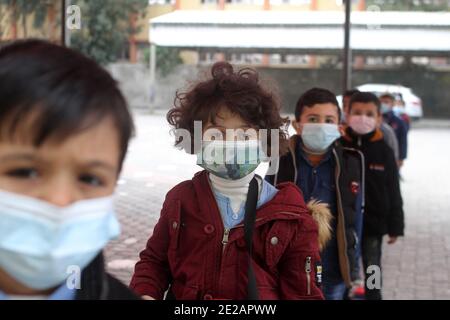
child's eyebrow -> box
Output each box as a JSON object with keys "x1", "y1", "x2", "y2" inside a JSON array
[
  {"x1": 84, "y1": 160, "x2": 117, "y2": 173},
  {"x1": 0, "y1": 153, "x2": 39, "y2": 162}
]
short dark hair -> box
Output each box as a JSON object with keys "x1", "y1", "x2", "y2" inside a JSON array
[
  {"x1": 167, "y1": 61, "x2": 289, "y2": 156},
  {"x1": 349, "y1": 91, "x2": 381, "y2": 113},
  {"x1": 0, "y1": 40, "x2": 134, "y2": 170},
  {"x1": 343, "y1": 89, "x2": 360, "y2": 98},
  {"x1": 379, "y1": 93, "x2": 395, "y2": 101},
  {"x1": 295, "y1": 87, "x2": 340, "y2": 121}
]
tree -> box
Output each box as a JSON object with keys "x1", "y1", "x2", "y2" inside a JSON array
[
  {"x1": 70, "y1": 0, "x2": 148, "y2": 65},
  {"x1": 143, "y1": 46, "x2": 183, "y2": 78},
  {"x1": 0, "y1": 0, "x2": 48, "y2": 39}
]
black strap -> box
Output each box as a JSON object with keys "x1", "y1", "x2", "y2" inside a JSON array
[{"x1": 244, "y1": 176, "x2": 259, "y2": 300}]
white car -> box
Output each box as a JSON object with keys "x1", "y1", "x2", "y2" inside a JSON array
[{"x1": 356, "y1": 84, "x2": 423, "y2": 119}]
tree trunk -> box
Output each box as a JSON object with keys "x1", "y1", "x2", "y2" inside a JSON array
[
  {"x1": 48, "y1": 3, "x2": 56, "y2": 41},
  {"x1": 11, "y1": 0, "x2": 18, "y2": 39},
  {"x1": 22, "y1": 10, "x2": 27, "y2": 38}
]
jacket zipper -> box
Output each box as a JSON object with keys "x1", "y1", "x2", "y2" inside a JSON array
[
  {"x1": 332, "y1": 148, "x2": 352, "y2": 287},
  {"x1": 222, "y1": 228, "x2": 230, "y2": 252},
  {"x1": 305, "y1": 256, "x2": 312, "y2": 295},
  {"x1": 218, "y1": 211, "x2": 302, "y2": 296}
]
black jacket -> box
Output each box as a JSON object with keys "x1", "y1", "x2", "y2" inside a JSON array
[
  {"x1": 341, "y1": 127, "x2": 404, "y2": 237},
  {"x1": 265, "y1": 135, "x2": 364, "y2": 285},
  {"x1": 75, "y1": 253, "x2": 139, "y2": 300}
]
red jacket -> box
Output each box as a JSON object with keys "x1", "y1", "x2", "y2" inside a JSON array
[{"x1": 130, "y1": 170, "x2": 324, "y2": 300}]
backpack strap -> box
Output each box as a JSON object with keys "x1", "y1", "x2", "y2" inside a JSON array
[{"x1": 244, "y1": 177, "x2": 259, "y2": 300}]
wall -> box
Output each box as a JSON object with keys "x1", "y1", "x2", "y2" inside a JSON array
[
  {"x1": 107, "y1": 63, "x2": 153, "y2": 110},
  {"x1": 140, "y1": 64, "x2": 450, "y2": 118},
  {"x1": 258, "y1": 66, "x2": 450, "y2": 118}
]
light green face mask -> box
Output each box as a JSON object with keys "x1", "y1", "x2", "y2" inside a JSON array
[{"x1": 197, "y1": 140, "x2": 265, "y2": 180}]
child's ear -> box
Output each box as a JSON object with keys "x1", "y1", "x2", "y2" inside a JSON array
[
  {"x1": 338, "y1": 124, "x2": 346, "y2": 136},
  {"x1": 291, "y1": 119, "x2": 302, "y2": 135},
  {"x1": 376, "y1": 114, "x2": 383, "y2": 127}
]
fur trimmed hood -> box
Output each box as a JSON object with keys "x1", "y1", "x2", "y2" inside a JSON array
[{"x1": 307, "y1": 200, "x2": 333, "y2": 251}]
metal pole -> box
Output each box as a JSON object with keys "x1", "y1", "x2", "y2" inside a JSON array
[
  {"x1": 61, "y1": 0, "x2": 71, "y2": 47},
  {"x1": 149, "y1": 44, "x2": 156, "y2": 112},
  {"x1": 61, "y1": 0, "x2": 66, "y2": 46},
  {"x1": 343, "y1": 0, "x2": 352, "y2": 92}
]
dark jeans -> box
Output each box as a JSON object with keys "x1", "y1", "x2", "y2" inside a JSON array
[
  {"x1": 322, "y1": 280, "x2": 347, "y2": 300},
  {"x1": 362, "y1": 234, "x2": 383, "y2": 300}
]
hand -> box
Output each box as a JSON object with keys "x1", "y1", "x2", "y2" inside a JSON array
[
  {"x1": 387, "y1": 236, "x2": 398, "y2": 245},
  {"x1": 397, "y1": 160, "x2": 404, "y2": 168},
  {"x1": 142, "y1": 295, "x2": 156, "y2": 300}
]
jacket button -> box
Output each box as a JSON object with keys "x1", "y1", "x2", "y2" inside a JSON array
[
  {"x1": 270, "y1": 236, "x2": 279, "y2": 245},
  {"x1": 204, "y1": 224, "x2": 215, "y2": 234},
  {"x1": 172, "y1": 221, "x2": 178, "y2": 229},
  {"x1": 203, "y1": 294, "x2": 213, "y2": 300}
]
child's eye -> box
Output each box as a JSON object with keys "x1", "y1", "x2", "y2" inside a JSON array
[
  {"x1": 79, "y1": 174, "x2": 104, "y2": 187},
  {"x1": 307, "y1": 117, "x2": 318, "y2": 123},
  {"x1": 325, "y1": 119, "x2": 335, "y2": 124},
  {"x1": 6, "y1": 168, "x2": 39, "y2": 179}
]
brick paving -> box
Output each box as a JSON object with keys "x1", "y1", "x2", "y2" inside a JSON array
[{"x1": 105, "y1": 112, "x2": 450, "y2": 300}]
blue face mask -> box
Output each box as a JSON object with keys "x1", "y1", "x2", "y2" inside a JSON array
[
  {"x1": 197, "y1": 140, "x2": 266, "y2": 180},
  {"x1": 392, "y1": 106, "x2": 403, "y2": 116},
  {"x1": 381, "y1": 103, "x2": 391, "y2": 114},
  {"x1": 301, "y1": 123, "x2": 341, "y2": 153},
  {"x1": 0, "y1": 190, "x2": 120, "y2": 290}
]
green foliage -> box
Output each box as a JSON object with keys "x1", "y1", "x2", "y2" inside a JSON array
[
  {"x1": 143, "y1": 45, "x2": 183, "y2": 77},
  {"x1": 70, "y1": 0, "x2": 148, "y2": 65},
  {"x1": 0, "y1": 0, "x2": 48, "y2": 38}
]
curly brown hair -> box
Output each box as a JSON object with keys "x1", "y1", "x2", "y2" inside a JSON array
[{"x1": 166, "y1": 62, "x2": 289, "y2": 156}]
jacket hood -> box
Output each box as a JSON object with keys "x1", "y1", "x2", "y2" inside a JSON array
[{"x1": 306, "y1": 200, "x2": 333, "y2": 251}]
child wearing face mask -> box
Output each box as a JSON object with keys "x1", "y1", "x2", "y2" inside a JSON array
[
  {"x1": 266, "y1": 88, "x2": 364, "y2": 300},
  {"x1": 0, "y1": 40, "x2": 137, "y2": 300},
  {"x1": 130, "y1": 62, "x2": 330, "y2": 300},
  {"x1": 379, "y1": 93, "x2": 409, "y2": 168},
  {"x1": 341, "y1": 91, "x2": 404, "y2": 300}
]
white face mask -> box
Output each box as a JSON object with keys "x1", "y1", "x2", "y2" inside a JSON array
[
  {"x1": 0, "y1": 190, "x2": 120, "y2": 290},
  {"x1": 301, "y1": 123, "x2": 341, "y2": 153},
  {"x1": 348, "y1": 115, "x2": 377, "y2": 135}
]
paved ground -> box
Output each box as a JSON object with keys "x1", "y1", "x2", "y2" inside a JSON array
[{"x1": 105, "y1": 112, "x2": 450, "y2": 300}]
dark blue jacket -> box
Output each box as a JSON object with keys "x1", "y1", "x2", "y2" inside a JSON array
[
  {"x1": 266, "y1": 135, "x2": 364, "y2": 286},
  {"x1": 383, "y1": 111, "x2": 408, "y2": 161}
]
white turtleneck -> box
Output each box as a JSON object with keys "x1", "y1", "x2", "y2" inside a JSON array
[{"x1": 208, "y1": 172, "x2": 261, "y2": 214}]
